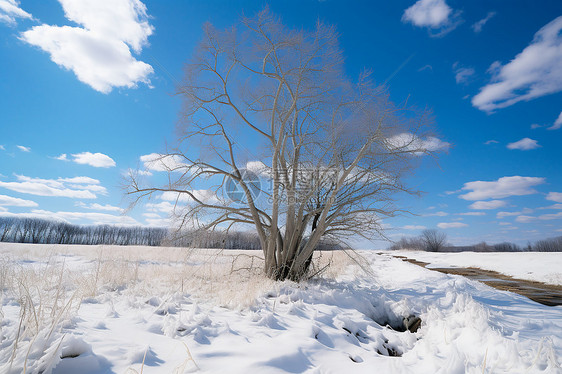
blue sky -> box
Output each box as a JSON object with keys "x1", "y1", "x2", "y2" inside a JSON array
[{"x1": 0, "y1": 0, "x2": 561, "y2": 248}]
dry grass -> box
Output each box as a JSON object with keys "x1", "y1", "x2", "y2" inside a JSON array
[{"x1": 0, "y1": 243, "x2": 358, "y2": 372}]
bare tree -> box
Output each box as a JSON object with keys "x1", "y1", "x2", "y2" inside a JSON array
[
  {"x1": 128, "y1": 10, "x2": 436, "y2": 281},
  {"x1": 421, "y1": 229, "x2": 447, "y2": 252}
]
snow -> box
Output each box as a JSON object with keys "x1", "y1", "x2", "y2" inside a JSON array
[
  {"x1": 0, "y1": 243, "x2": 560, "y2": 373},
  {"x1": 391, "y1": 250, "x2": 562, "y2": 285}
]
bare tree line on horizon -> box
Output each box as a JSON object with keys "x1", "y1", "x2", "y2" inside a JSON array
[
  {"x1": 0, "y1": 217, "x2": 343, "y2": 250},
  {"x1": 389, "y1": 228, "x2": 562, "y2": 252}
]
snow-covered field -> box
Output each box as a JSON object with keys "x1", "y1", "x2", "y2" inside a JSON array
[
  {"x1": 391, "y1": 250, "x2": 562, "y2": 286},
  {"x1": 0, "y1": 243, "x2": 560, "y2": 373}
]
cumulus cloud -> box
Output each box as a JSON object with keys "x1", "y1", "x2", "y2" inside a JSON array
[
  {"x1": 140, "y1": 153, "x2": 189, "y2": 172},
  {"x1": 16, "y1": 145, "x2": 31, "y2": 152},
  {"x1": 437, "y1": 222, "x2": 468, "y2": 229},
  {"x1": 0, "y1": 175, "x2": 103, "y2": 199},
  {"x1": 21, "y1": 0, "x2": 153, "y2": 93},
  {"x1": 459, "y1": 176, "x2": 545, "y2": 201},
  {"x1": 0, "y1": 0, "x2": 32, "y2": 25},
  {"x1": 387, "y1": 133, "x2": 450, "y2": 155},
  {"x1": 547, "y1": 111, "x2": 562, "y2": 130},
  {"x1": 402, "y1": 0, "x2": 461, "y2": 36},
  {"x1": 506, "y1": 138, "x2": 540, "y2": 150},
  {"x1": 471, "y1": 11, "x2": 496, "y2": 33},
  {"x1": 484, "y1": 140, "x2": 499, "y2": 145},
  {"x1": 468, "y1": 200, "x2": 506, "y2": 210},
  {"x1": 472, "y1": 16, "x2": 562, "y2": 111},
  {"x1": 0, "y1": 194, "x2": 38, "y2": 207},
  {"x1": 547, "y1": 192, "x2": 562, "y2": 203},
  {"x1": 70, "y1": 152, "x2": 116, "y2": 168}
]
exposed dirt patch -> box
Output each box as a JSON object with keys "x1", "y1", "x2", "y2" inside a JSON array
[{"x1": 393, "y1": 256, "x2": 562, "y2": 307}]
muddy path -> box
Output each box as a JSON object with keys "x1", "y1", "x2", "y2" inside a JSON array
[{"x1": 391, "y1": 255, "x2": 562, "y2": 307}]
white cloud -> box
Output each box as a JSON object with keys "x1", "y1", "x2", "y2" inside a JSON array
[
  {"x1": 472, "y1": 16, "x2": 562, "y2": 111},
  {"x1": 55, "y1": 153, "x2": 68, "y2": 161},
  {"x1": 76, "y1": 202, "x2": 122, "y2": 212},
  {"x1": 0, "y1": 194, "x2": 38, "y2": 207},
  {"x1": 387, "y1": 133, "x2": 450, "y2": 155},
  {"x1": 515, "y1": 215, "x2": 535, "y2": 223},
  {"x1": 0, "y1": 0, "x2": 32, "y2": 25},
  {"x1": 496, "y1": 208, "x2": 533, "y2": 219},
  {"x1": 497, "y1": 211, "x2": 520, "y2": 219},
  {"x1": 539, "y1": 203, "x2": 562, "y2": 210},
  {"x1": 497, "y1": 208, "x2": 533, "y2": 219},
  {"x1": 57, "y1": 0, "x2": 152, "y2": 53},
  {"x1": 0, "y1": 175, "x2": 102, "y2": 199},
  {"x1": 402, "y1": 0, "x2": 461, "y2": 36},
  {"x1": 142, "y1": 212, "x2": 171, "y2": 227},
  {"x1": 538, "y1": 212, "x2": 562, "y2": 220},
  {"x1": 547, "y1": 111, "x2": 562, "y2": 130},
  {"x1": 437, "y1": 222, "x2": 468, "y2": 229},
  {"x1": 123, "y1": 167, "x2": 152, "y2": 177},
  {"x1": 59, "y1": 176, "x2": 101, "y2": 185},
  {"x1": 140, "y1": 153, "x2": 188, "y2": 172},
  {"x1": 506, "y1": 138, "x2": 540, "y2": 150},
  {"x1": 27, "y1": 209, "x2": 139, "y2": 226},
  {"x1": 71, "y1": 152, "x2": 116, "y2": 168},
  {"x1": 403, "y1": 225, "x2": 427, "y2": 230},
  {"x1": 456, "y1": 212, "x2": 486, "y2": 216},
  {"x1": 145, "y1": 201, "x2": 176, "y2": 214},
  {"x1": 516, "y1": 211, "x2": 562, "y2": 223},
  {"x1": 0, "y1": 145, "x2": 4, "y2": 150},
  {"x1": 246, "y1": 161, "x2": 271, "y2": 177},
  {"x1": 547, "y1": 192, "x2": 562, "y2": 203},
  {"x1": 472, "y1": 11, "x2": 496, "y2": 33},
  {"x1": 425, "y1": 211, "x2": 449, "y2": 217},
  {"x1": 21, "y1": 0, "x2": 153, "y2": 93},
  {"x1": 468, "y1": 200, "x2": 506, "y2": 210},
  {"x1": 402, "y1": 0, "x2": 450, "y2": 27},
  {"x1": 16, "y1": 145, "x2": 31, "y2": 152},
  {"x1": 484, "y1": 140, "x2": 499, "y2": 145},
  {"x1": 459, "y1": 176, "x2": 545, "y2": 201},
  {"x1": 453, "y1": 63, "x2": 475, "y2": 84},
  {"x1": 159, "y1": 190, "x2": 217, "y2": 204}
]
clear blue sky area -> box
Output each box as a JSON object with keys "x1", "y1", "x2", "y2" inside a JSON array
[{"x1": 1, "y1": 0, "x2": 561, "y2": 248}]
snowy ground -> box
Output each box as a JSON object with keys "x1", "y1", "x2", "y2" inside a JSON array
[
  {"x1": 0, "y1": 243, "x2": 560, "y2": 373},
  {"x1": 390, "y1": 250, "x2": 562, "y2": 286}
]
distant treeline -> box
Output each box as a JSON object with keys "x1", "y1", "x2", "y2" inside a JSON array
[
  {"x1": 0, "y1": 217, "x2": 342, "y2": 250},
  {"x1": 390, "y1": 232, "x2": 562, "y2": 252},
  {"x1": 0, "y1": 217, "x2": 167, "y2": 246}
]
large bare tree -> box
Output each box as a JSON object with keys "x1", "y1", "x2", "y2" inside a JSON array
[{"x1": 128, "y1": 10, "x2": 437, "y2": 281}]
